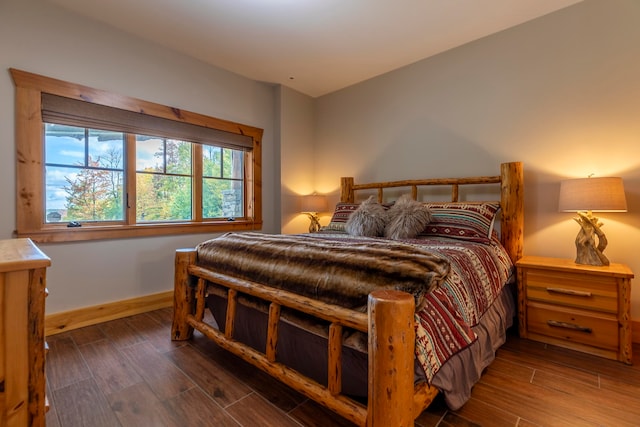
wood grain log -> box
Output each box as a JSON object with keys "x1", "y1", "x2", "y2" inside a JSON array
[
  {"x1": 171, "y1": 249, "x2": 197, "y2": 340},
  {"x1": 367, "y1": 290, "x2": 415, "y2": 427},
  {"x1": 573, "y1": 212, "x2": 610, "y2": 266}
]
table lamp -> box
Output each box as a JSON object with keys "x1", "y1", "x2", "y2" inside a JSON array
[
  {"x1": 558, "y1": 176, "x2": 627, "y2": 266},
  {"x1": 301, "y1": 194, "x2": 327, "y2": 233}
]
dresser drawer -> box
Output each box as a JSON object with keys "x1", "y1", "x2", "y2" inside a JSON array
[
  {"x1": 527, "y1": 302, "x2": 619, "y2": 351},
  {"x1": 524, "y1": 269, "x2": 618, "y2": 313}
]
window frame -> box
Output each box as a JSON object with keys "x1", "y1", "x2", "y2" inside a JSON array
[{"x1": 11, "y1": 68, "x2": 263, "y2": 243}]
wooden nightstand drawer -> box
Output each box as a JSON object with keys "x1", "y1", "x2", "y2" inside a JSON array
[
  {"x1": 524, "y1": 269, "x2": 618, "y2": 313},
  {"x1": 516, "y1": 256, "x2": 633, "y2": 364},
  {"x1": 527, "y1": 302, "x2": 619, "y2": 351}
]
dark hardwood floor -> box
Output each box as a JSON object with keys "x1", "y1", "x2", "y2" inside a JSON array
[{"x1": 45, "y1": 307, "x2": 640, "y2": 427}]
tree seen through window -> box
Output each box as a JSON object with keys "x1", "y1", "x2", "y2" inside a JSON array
[{"x1": 45, "y1": 123, "x2": 244, "y2": 223}]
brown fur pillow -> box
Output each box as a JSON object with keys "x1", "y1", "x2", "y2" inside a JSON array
[
  {"x1": 385, "y1": 194, "x2": 433, "y2": 239},
  {"x1": 345, "y1": 196, "x2": 388, "y2": 237}
]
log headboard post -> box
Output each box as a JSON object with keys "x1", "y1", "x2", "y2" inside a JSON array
[
  {"x1": 341, "y1": 177, "x2": 355, "y2": 203},
  {"x1": 499, "y1": 161, "x2": 524, "y2": 264}
]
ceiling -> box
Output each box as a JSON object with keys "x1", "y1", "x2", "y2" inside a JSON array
[{"x1": 47, "y1": 0, "x2": 582, "y2": 98}]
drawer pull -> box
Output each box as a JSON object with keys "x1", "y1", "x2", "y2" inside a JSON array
[
  {"x1": 546, "y1": 287, "x2": 592, "y2": 297},
  {"x1": 547, "y1": 320, "x2": 592, "y2": 333}
]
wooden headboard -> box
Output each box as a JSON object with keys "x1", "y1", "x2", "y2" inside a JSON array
[{"x1": 339, "y1": 161, "x2": 524, "y2": 264}]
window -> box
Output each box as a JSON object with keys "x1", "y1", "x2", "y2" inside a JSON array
[
  {"x1": 11, "y1": 68, "x2": 263, "y2": 243},
  {"x1": 135, "y1": 136, "x2": 193, "y2": 222},
  {"x1": 201, "y1": 145, "x2": 245, "y2": 219},
  {"x1": 45, "y1": 124, "x2": 125, "y2": 223}
]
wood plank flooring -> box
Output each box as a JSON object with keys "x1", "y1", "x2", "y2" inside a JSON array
[{"x1": 45, "y1": 307, "x2": 640, "y2": 427}]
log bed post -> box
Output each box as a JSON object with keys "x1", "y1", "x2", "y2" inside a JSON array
[
  {"x1": 367, "y1": 290, "x2": 415, "y2": 427},
  {"x1": 341, "y1": 177, "x2": 355, "y2": 203},
  {"x1": 500, "y1": 162, "x2": 524, "y2": 263},
  {"x1": 172, "y1": 248, "x2": 197, "y2": 340}
]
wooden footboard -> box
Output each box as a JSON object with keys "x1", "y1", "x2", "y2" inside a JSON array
[{"x1": 172, "y1": 248, "x2": 434, "y2": 426}]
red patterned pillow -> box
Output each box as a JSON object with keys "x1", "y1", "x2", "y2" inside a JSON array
[
  {"x1": 419, "y1": 202, "x2": 500, "y2": 244},
  {"x1": 323, "y1": 200, "x2": 394, "y2": 232},
  {"x1": 322, "y1": 202, "x2": 360, "y2": 232}
]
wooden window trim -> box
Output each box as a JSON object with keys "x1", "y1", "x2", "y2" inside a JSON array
[{"x1": 10, "y1": 68, "x2": 263, "y2": 243}]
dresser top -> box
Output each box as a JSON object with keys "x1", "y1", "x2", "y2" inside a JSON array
[{"x1": 0, "y1": 238, "x2": 51, "y2": 273}]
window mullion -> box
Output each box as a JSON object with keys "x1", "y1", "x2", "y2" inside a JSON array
[
  {"x1": 163, "y1": 138, "x2": 168, "y2": 173},
  {"x1": 193, "y1": 143, "x2": 203, "y2": 222},
  {"x1": 125, "y1": 133, "x2": 137, "y2": 224},
  {"x1": 245, "y1": 150, "x2": 254, "y2": 221},
  {"x1": 84, "y1": 128, "x2": 90, "y2": 166}
]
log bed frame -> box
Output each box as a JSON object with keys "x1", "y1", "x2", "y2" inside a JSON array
[{"x1": 172, "y1": 161, "x2": 523, "y2": 426}]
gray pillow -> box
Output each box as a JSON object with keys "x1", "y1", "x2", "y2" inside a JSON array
[
  {"x1": 385, "y1": 194, "x2": 433, "y2": 239},
  {"x1": 345, "y1": 196, "x2": 388, "y2": 237}
]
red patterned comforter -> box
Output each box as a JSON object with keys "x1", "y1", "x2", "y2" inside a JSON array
[
  {"x1": 306, "y1": 233, "x2": 514, "y2": 382},
  {"x1": 200, "y1": 232, "x2": 514, "y2": 384},
  {"x1": 406, "y1": 237, "x2": 514, "y2": 381}
]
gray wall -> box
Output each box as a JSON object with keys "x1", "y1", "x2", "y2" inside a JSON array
[
  {"x1": 314, "y1": 0, "x2": 640, "y2": 318},
  {"x1": 0, "y1": 0, "x2": 279, "y2": 313},
  {"x1": 279, "y1": 86, "x2": 317, "y2": 234},
  {"x1": 2, "y1": 0, "x2": 639, "y2": 322}
]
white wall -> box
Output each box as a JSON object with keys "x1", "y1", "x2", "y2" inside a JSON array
[
  {"x1": 0, "y1": 0, "x2": 279, "y2": 314},
  {"x1": 314, "y1": 0, "x2": 640, "y2": 319}
]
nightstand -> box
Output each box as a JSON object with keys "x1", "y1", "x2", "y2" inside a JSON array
[{"x1": 516, "y1": 256, "x2": 633, "y2": 364}]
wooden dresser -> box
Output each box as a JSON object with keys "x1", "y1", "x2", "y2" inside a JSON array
[
  {"x1": 0, "y1": 238, "x2": 50, "y2": 427},
  {"x1": 517, "y1": 255, "x2": 633, "y2": 364}
]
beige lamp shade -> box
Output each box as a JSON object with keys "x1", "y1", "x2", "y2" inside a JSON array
[
  {"x1": 558, "y1": 177, "x2": 627, "y2": 212},
  {"x1": 300, "y1": 194, "x2": 327, "y2": 213}
]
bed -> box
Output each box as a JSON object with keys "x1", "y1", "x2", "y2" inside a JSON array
[{"x1": 172, "y1": 161, "x2": 524, "y2": 426}]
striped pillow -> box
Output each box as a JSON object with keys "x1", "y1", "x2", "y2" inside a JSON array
[
  {"x1": 419, "y1": 202, "x2": 500, "y2": 244},
  {"x1": 322, "y1": 202, "x2": 360, "y2": 232}
]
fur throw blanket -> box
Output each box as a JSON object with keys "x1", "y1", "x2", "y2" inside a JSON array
[{"x1": 196, "y1": 232, "x2": 450, "y2": 311}]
